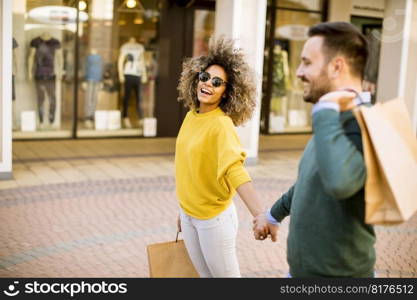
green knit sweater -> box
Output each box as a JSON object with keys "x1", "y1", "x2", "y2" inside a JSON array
[{"x1": 271, "y1": 109, "x2": 376, "y2": 278}]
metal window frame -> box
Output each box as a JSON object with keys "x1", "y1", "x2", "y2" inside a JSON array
[{"x1": 261, "y1": 0, "x2": 328, "y2": 135}]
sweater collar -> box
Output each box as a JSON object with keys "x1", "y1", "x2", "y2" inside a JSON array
[{"x1": 192, "y1": 106, "x2": 224, "y2": 118}]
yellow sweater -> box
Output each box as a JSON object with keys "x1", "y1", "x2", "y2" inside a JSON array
[{"x1": 175, "y1": 107, "x2": 251, "y2": 219}]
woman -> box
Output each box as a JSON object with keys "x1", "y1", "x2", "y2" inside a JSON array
[{"x1": 175, "y1": 37, "x2": 272, "y2": 278}]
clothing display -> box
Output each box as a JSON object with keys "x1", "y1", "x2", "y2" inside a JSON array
[
  {"x1": 142, "y1": 51, "x2": 157, "y2": 117},
  {"x1": 122, "y1": 75, "x2": 142, "y2": 119},
  {"x1": 119, "y1": 41, "x2": 147, "y2": 78},
  {"x1": 86, "y1": 53, "x2": 103, "y2": 82},
  {"x1": 84, "y1": 53, "x2": 103, "y2": 120},
  {"x1": 30, "y1": 36, "x2": 61, "y2": 80},
  {"x1": 270, "y1": 43, "x2": 290, "y2": 126},
  {"x1": 30, "y1": 35, "x2": 61, "y2": 125},
  {"x1": 85, "y1": 82, "x2": 100, "y2": 121},
  {"x1": 118, "y1": 39, "x2": 148, "y2": 121},
  {"x1": 35, "y1": 79, "x2": 56, "y2": 124},
  {"x1": 272, "y1": 45, "x2": 290, "y2": 98}
]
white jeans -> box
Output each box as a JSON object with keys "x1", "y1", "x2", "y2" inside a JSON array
[{"x1": 180, "y1": 202, "x2": 241, "y2": 278}]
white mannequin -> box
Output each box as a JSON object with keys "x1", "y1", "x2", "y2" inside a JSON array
[
  {"x1": 83, "y1": 47, "x2": 103, "y2": 129},
  {"x1": 117, "y1": 37, "x2": 148, "y2": 129},
  {"x1": 117, "y1": 37, "x2": 147, "y2": 84}
]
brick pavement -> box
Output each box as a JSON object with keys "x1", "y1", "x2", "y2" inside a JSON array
[{"x1": 0, "y1": 136, "x2": 416, "y2": 278}]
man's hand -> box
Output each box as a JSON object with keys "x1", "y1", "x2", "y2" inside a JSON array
[
  {"x1": 253, "y1": 213, "x2": 278, "y2": 242},
  {"x1": 318, "y1": 90, "x2": 357, "y2": 112}
]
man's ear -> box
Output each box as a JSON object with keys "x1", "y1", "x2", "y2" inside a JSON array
[{"x1": 329, "y1": 56, "x2": 344, "y2": 80}]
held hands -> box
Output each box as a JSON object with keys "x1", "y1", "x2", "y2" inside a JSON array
[
  {"x1": 318, "y1": 89, "x2": 358, "y2": 112},
  {"x1": 252, "y1": 213, "x2": 278, "y2": 242}
]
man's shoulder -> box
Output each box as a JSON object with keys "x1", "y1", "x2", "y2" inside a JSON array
[{"x1": 340, "y1": 110, "x2": 361, "y2": 133}]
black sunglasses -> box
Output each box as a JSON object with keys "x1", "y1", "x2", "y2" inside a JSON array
[{"x1": 198, "y1": 71, "x2": 228, "y2": 88}]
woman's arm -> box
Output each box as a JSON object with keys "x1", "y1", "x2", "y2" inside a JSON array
[
  {"x1": 237, "y1": 181, "x2": 278, "y2": 241},
  {"x1": 236, "y1": 181, "x2": 264, "y2": 217}
]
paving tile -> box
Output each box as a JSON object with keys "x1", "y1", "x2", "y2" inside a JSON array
[{"x1": 1, "y1": 135, "x2": 415, "y2": 278}]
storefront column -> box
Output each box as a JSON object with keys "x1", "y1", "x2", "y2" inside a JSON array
[
  {"x1": 327, "y1": 0, "x2": 352, "y2": 21},
  {"x1": 214, "y1": 0, "x2": 267, "y2": 164},
  {"x1": 377, "y1": 0, "x2": 417, "y2": 133},
  {"x1": 0, "y1": 0, "x2": 13, "y2": 180}
]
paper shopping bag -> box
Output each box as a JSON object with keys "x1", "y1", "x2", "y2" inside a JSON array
[
  {"x1": 146, "y1": 234, "x2": 199, "y2": 278},
  {"x1": 354, "y1": 98, "x2": 417, "y2": 225}
]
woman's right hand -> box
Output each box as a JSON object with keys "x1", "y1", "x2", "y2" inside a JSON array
[{"x1": 177, "y1": 214, "x2": 182, "y2": 232}]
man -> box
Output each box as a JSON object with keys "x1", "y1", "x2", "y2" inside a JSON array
[{"x1": 253, "y1": 22, "x2": 376, "y2": 277}]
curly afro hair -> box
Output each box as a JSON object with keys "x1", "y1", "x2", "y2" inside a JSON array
[{"x1": 177, "y1": 37, "x2": 257, "y2": 126}]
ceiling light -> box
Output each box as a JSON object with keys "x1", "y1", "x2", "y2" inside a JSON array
[
  {"x1": 78, "y1": 1, "x2": 87, "y2": 11},
  {"x1": 126, "y1": 0, "x2": 137, "y2": 8}
]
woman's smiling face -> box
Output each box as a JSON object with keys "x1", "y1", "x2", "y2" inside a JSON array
[{"x1": 197, "y1": 64, "x2": 228, "y2": 112}]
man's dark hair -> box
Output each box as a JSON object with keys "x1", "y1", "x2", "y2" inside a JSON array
[{"x1": 308, "y1": 21, "x2": 369, "y2": 79}]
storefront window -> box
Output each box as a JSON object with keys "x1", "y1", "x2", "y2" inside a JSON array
[
  {"x1": 77, "y1": 0, "x2": 159, "y2": 137},
  {"x1": 193, "y1": 9, "x2": 215, "y2": 56},
  {"x1": 12, "y1": 0, "x2": 160, "y2": 139},
  {"x1": 12, "y1": 1, "x2": 78, "y2": 138},
  {"x1": 264, "y1": 1, "x2": 323, "y2": 134},
  {"x1": 351, "y1": 16, "x2": 383, "y2": 103}
]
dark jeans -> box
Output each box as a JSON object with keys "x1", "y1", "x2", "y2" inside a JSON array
[
  {"x1": 35, "y1": 78, "x2": 56, "y2": 123},
  {"x1": 122, "y1": 74, "x2": 142, "y2": 119}
]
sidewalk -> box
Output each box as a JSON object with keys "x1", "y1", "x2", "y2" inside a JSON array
[{"x1": 0, "y1": 135, "x2": 416, "y2": 277}]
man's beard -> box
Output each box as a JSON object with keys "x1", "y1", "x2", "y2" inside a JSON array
[{"x1": 300, "y1": 71, "x2": 332, "y2": 104}]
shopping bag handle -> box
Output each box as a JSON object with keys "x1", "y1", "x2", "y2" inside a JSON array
[{"x1": 341, "y1": 88, "x2": 366, "y2": 106}]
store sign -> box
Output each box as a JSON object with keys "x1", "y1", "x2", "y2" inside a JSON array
[
  {"x1": 351, "y1": 0, "x2": 385, "y2": 18},
  {"x1": 276, "y1": 25, "x2": 309, "y2": 41},
  {"x1": 28, "y1": 6, "x2": 88, "y2": 24}
]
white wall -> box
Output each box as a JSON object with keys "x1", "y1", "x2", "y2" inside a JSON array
[
  {"x1": 0, "y1": 0, "x2": 13, "y2": 179},
  {"x1": 377, "y1": 0, "x2": 417, "y2": 133},
  {"x1": 214, "y1": 0, "x2": 267, "y2": 164}
]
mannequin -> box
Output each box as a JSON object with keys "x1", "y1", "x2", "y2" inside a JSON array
[
  {"x1": 272, "y1": 44, "x2": 290, "y2": 99},
  {"x1": 271, "y1": 43, "x2": 290, "y2": 118},
  {"x1": 117, "y1": 37, "x2": 147, "y2": 129},
  {"x1": 84, "y1": 48, "x2": 103, "y2": 129},
  {"x1": 143, "y1": 51, "x2": 157, "y2": 117},
  {"x1": 28, "y1": 32, "x2": 63, "y2": 129}
]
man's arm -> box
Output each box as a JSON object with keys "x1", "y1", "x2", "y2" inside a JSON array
[
  {"x1": 312, "y1": 91, "x2": 366, "y2": 199},
  {"x1": 270, "y1": 184, "x2": 294, "y2": 222},
  {"x1": 253, "y1": 184, "x2": 295, "y2": 241}
]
